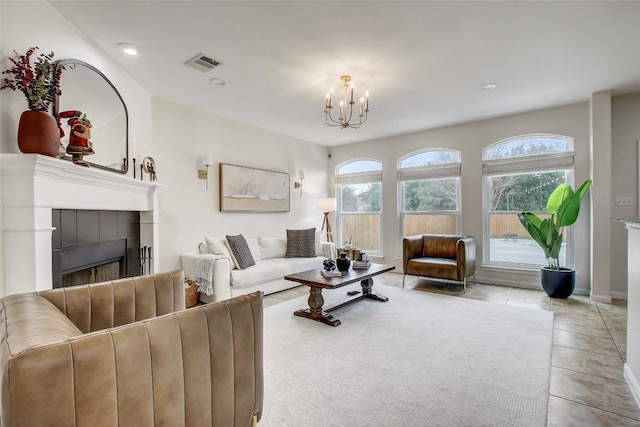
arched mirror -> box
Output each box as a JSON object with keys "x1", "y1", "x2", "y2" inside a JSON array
[{"x1": 53, "y1": 59, "x2": 128, "y2": 173}]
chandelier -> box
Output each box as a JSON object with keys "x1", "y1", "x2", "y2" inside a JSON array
[{"x1": 324, "y1": 75, "x2": 369, "y2": 128}]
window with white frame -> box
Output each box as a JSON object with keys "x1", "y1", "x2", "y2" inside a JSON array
[
  {"x1": 335, "y1": 159, "x2": 382, "y2": 254},
  {"x1": 482, "y1": 134, "x2": 575, "y2": 267},
  {"x1": 398, "y1": 149, "x2": 461, "y2": 246}
]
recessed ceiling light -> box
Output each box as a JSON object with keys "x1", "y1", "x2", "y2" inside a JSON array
[
  {"x1": 118, "y1": 43, "x2": 139, "y2": 56},
  {"x1": 481, "y1": 83, "x2": 497, "y2": 90},
  {"x1": 210, "y1": 78, "x2": 226, "y2": 86}
]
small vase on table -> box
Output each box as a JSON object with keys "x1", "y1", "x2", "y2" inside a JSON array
[{"x1": 336, "y1": 253, "x2": 351, "y2": 272}]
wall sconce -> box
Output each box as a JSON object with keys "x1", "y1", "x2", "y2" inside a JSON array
[
  {"x1": 198, "y1": 154, "x2": 213, "y2": 189},
  {"x1": 294, "y1": 170, "x2": 305, "y2": 195}
]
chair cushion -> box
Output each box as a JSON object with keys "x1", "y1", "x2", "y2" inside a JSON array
[
  {"x1": 422, "y1": 235, "x2": 460, "y2": 259},
  {"x1": 407, "y1": 257, "x2": 459, "y2": 281}
]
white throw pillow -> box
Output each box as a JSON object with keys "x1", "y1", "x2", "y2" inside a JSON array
[
  {"x1": 245, "y1": 237, "x2": 262, "y2": 262},
  {"x1": 258, "y1": 237, "x2": 287, "y2": 260},
  {"x1": 315, "y1": 231, "x2": 323, "y2": 256},
  {"x1": 204, "y1": 236, "x2": 237, "y2": 270},
  {"x1": 222, "y1": 238, "x2": 241, "y2": 269}
]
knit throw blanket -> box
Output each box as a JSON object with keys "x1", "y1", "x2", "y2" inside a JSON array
[{"x1": 195, "y1": 257, "x2": 214, "y2": 295}]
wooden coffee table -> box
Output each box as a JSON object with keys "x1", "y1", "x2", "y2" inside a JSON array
[{"x1": 284, "y1": 263, "x2": 395, "y2": 327}]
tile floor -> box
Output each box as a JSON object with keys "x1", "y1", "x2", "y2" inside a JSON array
[{"x1": 263, "y1": 272, "x2": 640, "y2": 426}]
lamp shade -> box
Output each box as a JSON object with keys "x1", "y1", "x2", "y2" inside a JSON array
[
  {"x1": 297, "y1": 170, "x2": 305, "y2": 180},
  {"x1": 203, "y1": 154, "x2": 213, "y2": 167},
  {"x1": 317, "y1": 197, "x2": 337, "y2": 212}
]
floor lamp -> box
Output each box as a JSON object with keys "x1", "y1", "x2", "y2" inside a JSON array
[{"x1": 317, "y1": 197, "x2": 337, "y2": 243}]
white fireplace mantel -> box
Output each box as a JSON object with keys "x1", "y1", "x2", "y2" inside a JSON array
[{"x1": 0, "y1": 154, "x2": 166, "y2": 296}]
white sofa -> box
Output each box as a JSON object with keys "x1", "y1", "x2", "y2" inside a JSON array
[{"x1": 181, "y1": 235, "x2": 336, "y2": 303}]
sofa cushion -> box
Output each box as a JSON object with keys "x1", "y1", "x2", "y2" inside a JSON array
[
  {"x1": 205, "y1": 236, "x2": 237, "y2": 270},
  {"x1": 286, "y1": 228, "x2": 316, "y2": 258},
  {"x1": 258, "y1": 237, "x2": 287, "y2": 260},
  {"x1": 246, "y1": 238, "x2": 262, "y2": 262},
  {"x1": 230, "y1": 257, "x2": 325, "y2": 289},
  {"x1": 226, "y1": 234, "x2": 256, "y2": 270}
]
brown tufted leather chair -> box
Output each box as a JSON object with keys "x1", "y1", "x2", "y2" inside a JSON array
[
  {"x1": 403, "y1": 234, "x2": 476, "y2": 293},
  {"x1": 0, "y1": 270, "x2": 263, "y2": 427}
]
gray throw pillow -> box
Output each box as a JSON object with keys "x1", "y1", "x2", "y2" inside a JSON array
[
  {"x1": 286, "y1": 228, "x2": 317, "y2": 258},
  {"x1": 225, "y1": 234, "x2": 256, "y2": 269}
]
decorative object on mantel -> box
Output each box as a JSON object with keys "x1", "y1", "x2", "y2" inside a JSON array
[
  {"x1": 141, "y1": 156, "x2": 157, "y2": 181},
  {"x1": 324, "y1": 75, "x2": 369, "y2": 129},
  {"x1": 0, "y1": 47, "x2": 63, "y2": 157},
  {"x1": 58, "y1": 110, "x2": 94, "y2": 166},
  {"x1": 54, "y1": 59, "x2": 129, "y2": 174}
]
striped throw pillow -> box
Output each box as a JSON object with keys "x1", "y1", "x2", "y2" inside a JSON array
[
  {"x1": 225, "y1": 234, "x2": 256, "y2": 270},
  {"x1": 286, "y1": 228, "x2": 317, "y2": 258}
]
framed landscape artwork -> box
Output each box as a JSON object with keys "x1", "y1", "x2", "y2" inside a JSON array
[{"x1": 219, "y1": 163, "x2": 290, "y2": 212}]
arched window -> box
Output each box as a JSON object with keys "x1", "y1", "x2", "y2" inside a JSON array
[
  {"x1": 335, "y1": 159, "x2": 382, "y2": 254},
  {"x1": 482, "y1": 134, "x2": 575, "y2": 267},
  {"x1": 397, "y1": 149, "x2": 461, "y2": 244}
]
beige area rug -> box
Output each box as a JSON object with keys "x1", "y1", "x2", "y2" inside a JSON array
[{"x1": 260, "y1": 284, "x2": 554, "y2": 426}]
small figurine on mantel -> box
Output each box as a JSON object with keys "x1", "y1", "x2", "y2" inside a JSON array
[
  {"x1": 58, "y1": 110, "x2": 94, "y2": 166},
  {"x1": 142, "y1": 156, "x2": 157, "y2": 181}
]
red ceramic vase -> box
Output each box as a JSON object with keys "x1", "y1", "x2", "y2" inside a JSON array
[{"x1": 17, "y1": 110, "x2": 61, "y2": 157}]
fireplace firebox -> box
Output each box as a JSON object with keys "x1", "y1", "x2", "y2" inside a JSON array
[{"x1": 52, "y1": 209, "x2": 141, "y2": 288}]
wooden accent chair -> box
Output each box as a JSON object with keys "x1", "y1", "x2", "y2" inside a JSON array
[{"x1": 402, "y1": 234, "x2": 476, "y2": 293}]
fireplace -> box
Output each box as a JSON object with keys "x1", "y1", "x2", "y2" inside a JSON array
[
  {"x1": 0, "y1": 154, "x2": 165, "y2": 296},
  {"x1": 63, "y1": 260, "x2": 121, "y2": 287},
  {"x1": 51, "y1": 209, "x2": 141, "y2": 288}
]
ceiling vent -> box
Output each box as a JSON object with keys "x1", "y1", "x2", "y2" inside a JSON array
[{"x1": 185, "y1": 53, "x2": 223, "y2": 72}]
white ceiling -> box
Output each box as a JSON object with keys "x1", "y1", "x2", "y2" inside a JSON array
[{"x1": 48, "y1": 1, "x2": 640, "y2": 147}]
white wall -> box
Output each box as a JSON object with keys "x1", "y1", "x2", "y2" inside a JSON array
[
  {"x1": 151, "y1": 98, "x2": 329, "y2": 271},
  {"x1": 0, "y1": 1, "x2": 329, "y2": 283},
  {"x1": 611, "y1": 93, "x2": 640, "y2": 298},
  {"x1": 0, "y1": 1, "x2": 152, "y2": 165},
  {"x1": 2, "y1": 1, "x2": 635, "y2": 299},
  {"x1": 328, "y1": 103, "x2": 593, "y2": 293}
]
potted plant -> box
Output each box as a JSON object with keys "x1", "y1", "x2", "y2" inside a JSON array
[
  {"x1": 1, "y1": 47, "x2": 63, "y2": 157},
  {"x1": 517, "y1": 179, "x2": 592, "y2": 298}
]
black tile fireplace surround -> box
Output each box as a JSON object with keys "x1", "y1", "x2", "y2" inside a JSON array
[{"x1": 52, "y1": 209, "x2": 141, "y2": 288}]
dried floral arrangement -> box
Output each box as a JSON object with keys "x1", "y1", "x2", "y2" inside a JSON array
[{"x1": 1, "y1": 47, "x2": 63, "y2": 111}]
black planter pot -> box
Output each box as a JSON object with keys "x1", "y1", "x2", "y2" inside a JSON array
[{"x1": 540, "y1": 267, "x2": 575, "y2": 298}]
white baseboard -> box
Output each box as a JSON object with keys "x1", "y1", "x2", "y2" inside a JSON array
[
  {"x1": 610, "y1": 291, "x2": 629, "y2": 300},
  {"x1": 624, "y1": 363, "x2": 640, "y2": 409},
  {"x1": 591, "y1": 293, "x2": 612, "y2": 303}
]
